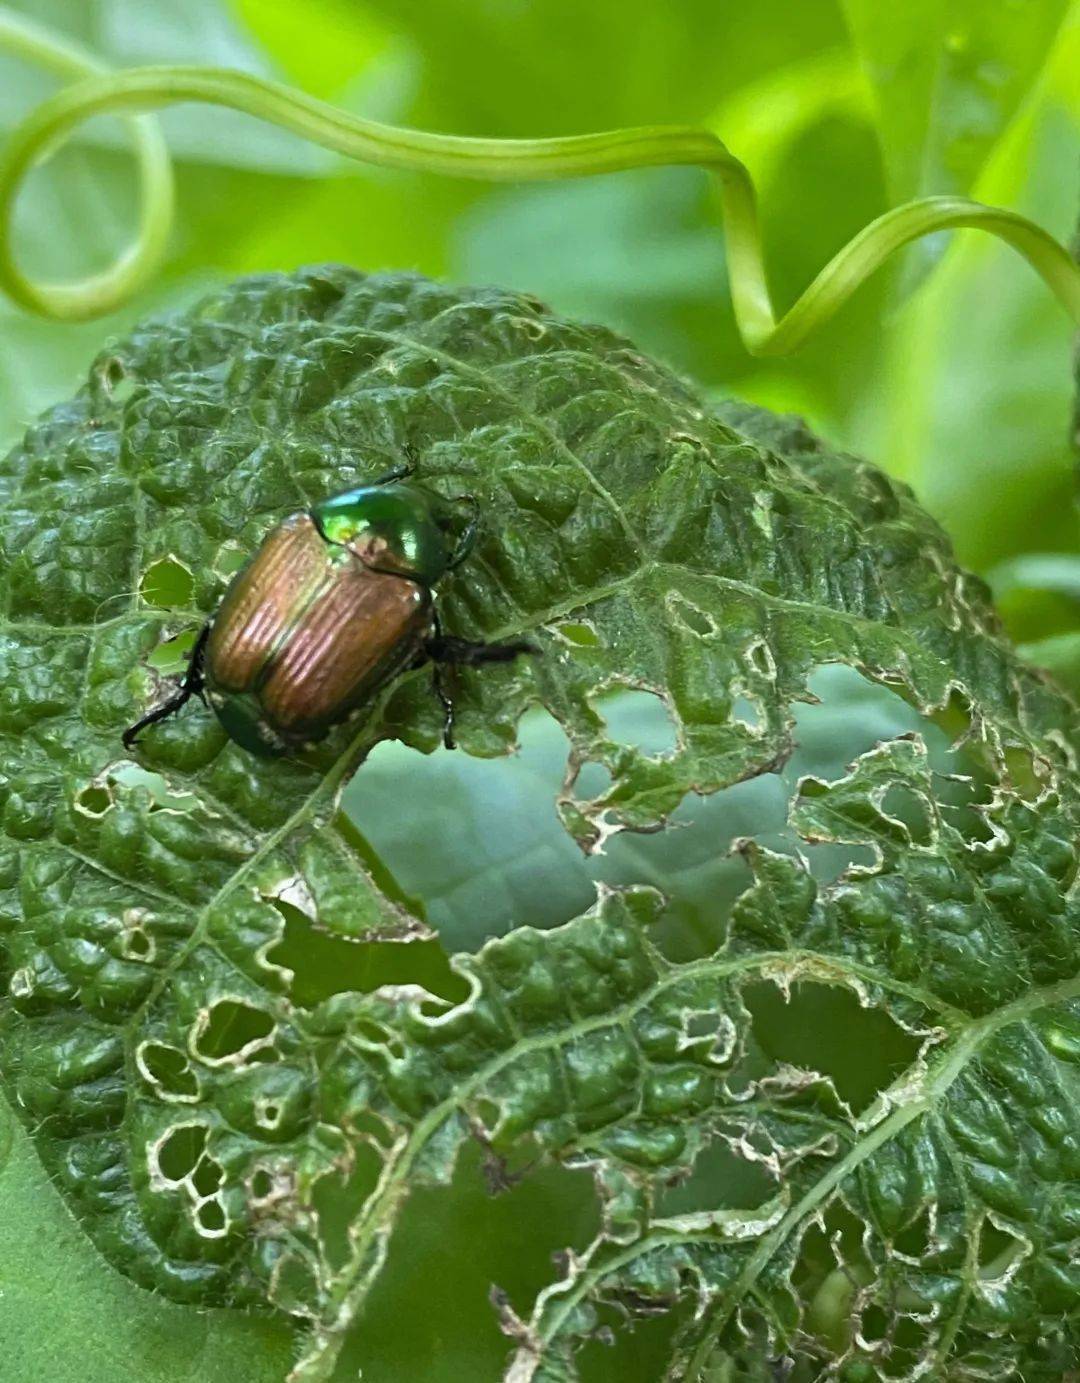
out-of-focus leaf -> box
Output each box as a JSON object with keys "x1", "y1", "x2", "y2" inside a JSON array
[
  {"x1": 841, "y1": 0, "x2": 1073, "y2": 204},
  {"x1": 988, "y1": 553, "x2": 1080, "y2": 646},
  {"x1": 989, "y1": 552, "x2": 1080, "y2": 601},
  {"x1": 238, "y1": 0, "x2": 892, "y2": 443},
  {"x1": 1018, "y1": 631, "x2": 1080, "y2": 690},
  {"x1": 874, "y1": 19, "x2": 1079, "y2": 587},
  {"x1": 230, "y1": 0, "x2": 395, "y2": 102},
  {"x1": 0, "y1": 0, "x2": 328, "y2": 172},
  {"x1": 0, "y1": 1094, "x2": 293, "y2": 1381}
]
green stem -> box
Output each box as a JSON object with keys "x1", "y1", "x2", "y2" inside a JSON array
[
  {"x1": 0, "y1": 10, "x2": 1078, "y2": 353},
  {"x1": 0, "y1": 9, "x2": 173, "y2": 322}
]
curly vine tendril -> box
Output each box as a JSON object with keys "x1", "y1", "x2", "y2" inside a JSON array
[{"x1": 1, "y1": 7, "x2": 1078, "y2": 353}]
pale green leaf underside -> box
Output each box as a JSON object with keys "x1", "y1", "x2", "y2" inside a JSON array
[
  {"x1": 0, "y1": 1091, "x2": 294, "y2": 1381},
  {"x1": 0, "y1": 269, "x2": 1078, "y2": 1381}
]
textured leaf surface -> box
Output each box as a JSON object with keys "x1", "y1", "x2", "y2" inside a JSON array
[{"x1": 1, "y1": 268, "x2": 1078, "y2": 1380}]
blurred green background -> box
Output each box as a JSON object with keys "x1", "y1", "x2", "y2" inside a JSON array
[
  {"x1": 1, "y1": 2, "x2": 1078, "y2": 1379},
  {"x1": 1, "y1": 0, "x2": 1078, "y2": 659}
]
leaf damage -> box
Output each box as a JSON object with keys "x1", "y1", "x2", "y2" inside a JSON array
[{"x1": 0, "y1": 268, "x2": 1077, "y2": 1380}]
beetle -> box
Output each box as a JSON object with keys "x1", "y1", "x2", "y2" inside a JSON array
[{"x1": 123, "y1": 464, "x2": 535, "y2": 757}]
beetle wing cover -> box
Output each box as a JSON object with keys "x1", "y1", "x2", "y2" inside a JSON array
[
  {"x1": 207, "y1": 513, "x2": 329, "y2": 691},
  {"x1": 208, "y1": 510, "x2": 430, "y2": 734},
  {"x1": 259, "y1": 564, "x2": 429, "y2": 733}
]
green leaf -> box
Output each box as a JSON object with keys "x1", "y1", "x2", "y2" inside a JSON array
[
  {"x1": 1018, "y1": 631, "x2": 1080, "y2": 692},
  {"x1": 1, "y1": 268, "x2": 1078, "y2": 1381},
  {"x1": 840, "y1": 0, "x2": 1077, "y2": 301},
  {"x1": 841, "y1": 0, "x2": 1073, "y2": 204},
  {"x1": 873, "y1": 23, "x2": 1079, "y2": 581}
]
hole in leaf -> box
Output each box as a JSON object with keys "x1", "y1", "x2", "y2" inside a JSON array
[
  {"x1": 859, "y1": 1300, "x2": 889, "y2": 1345},
  {"x1": 251, "y1": 1168, "x2": 274, "y2": 1200},
  {"x1": 192, "y1": 1155, "x2": 224, "y2": 1197},
  {"x1": 138, "y1": 1041, "x2": 199, "y2": 1099},
  {"x1": 98, "y1": 356, "x2": 136, "y2": 402},
  {"x1": 352, "y1": 1018, "x2": 405, "y2": 1059},
  {"x1": 140, "y1": 557, "x2": 194, "y2": 609},
  {"x1": 796, "y1": 1201, "x2": 873, "y2": 1353},
  {"x1": 892, "y1": 1208, "x2": 931, "y2": 1257},
  {"x1": 731, "y1": 694, "x2": 764, "y2": 734},
  {"x1": 335, "y1": 1141, "x2": 599, "y2": 1382},
  {"x1": 192, "y1": 999, "x2": 275, "y2": 1063},
  {"x1": 472, "y1": 1097, "x2": 501, "y2": 1138},
  {"x1": 156, "y1": 1123, "x2": 207, "y2": 1183},
  {"x1": 578, "y1": 1302, "x2": 691, "y2": 1383},
  {"x1": 266, "y1": 900, "x2": 467, "y2": 1007},
  {"x1": 351, "y1": 1109, "x2": 394, "y2": 1147},
  {"x1": 668, "y1": 596, "x2": 714, "y2": 638},
  {"x1": 929, "y1": 687, "x2": 973, "y2": 745},
  {"x1": 655, "y1": 1136, "x2": 775, "y2": 1216},
  {"x1": 147, "y1": 628, "x2": 198, "y2": 674},
  {"x1": 272, "y1": 1253, "x2": 320, "y2": 1316},
  {"x1": 346, "y1": 669, "x2": 969, "y2": 959},
  {"x1": 347, "y1": 707, "x2": 769, "y2": 955},
  {"x1": 743, "y1": 981, "x2": 921, "y2": 1113},
  {"x1": 256, "y1": 1100, "x2": 282, "y2": 1130},
  {"x1": 196, "y1": 1198, "x2": 226, "y2": 1235},
  {"x1": 1002, "y1": 745, "x2": 1043, "y2": 800},
  {"x1": 887, "y1": 1317, "x2": 927, "y2": 1373},
  {"x1": 110, "y1": 764, "x2": 199, "y2": 812},
  {"x1": 315, "y1": 1142, "x2": 386, "y2": 1271},
  {"x1": 880, "y1": 784, "x2": 933, "y2": 845},
  {"x1": 556, "y1": 620, "x2": 602, "y2": 647},
  {"x1": 684, "y1": 1010, "x2": 723, "y2": 1041},
  {"x1": 747, "y1": 640, "x2": 774, "y2": 679},
  {"x1": 598, "y1": 688, "x2": 678, "y2": 758},
  {"x1": 978, "y1": 1220, "x2": 1026, "y2": 1277},
  {"x1": 214, "y1": 546, "x2": 248, "y2": 579},
  {"x1": 574, "y1": 760, "x2": 613, "y2": 800},
  {"x1": 75, "y1": 783, "x2": 112, "y2": 816},
  {"x1": 125, "y1": 928, "x2": 152, "y2": 959}
]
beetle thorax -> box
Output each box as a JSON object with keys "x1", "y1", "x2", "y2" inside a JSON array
[{"x1": 311, "y1": 481, "x2": 452, "y2": 586}]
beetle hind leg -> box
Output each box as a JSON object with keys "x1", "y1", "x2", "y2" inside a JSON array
[
  {"x1": 425, "y1": 634, "x2": 538, "y2": 667},
  {"x1": 122, "y1": 623, "x2": 211, "y2": 750}
]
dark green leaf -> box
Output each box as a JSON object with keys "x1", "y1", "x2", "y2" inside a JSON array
[{"x1": 1, "y1": 269, "x2": 1078, "y2": 1382}]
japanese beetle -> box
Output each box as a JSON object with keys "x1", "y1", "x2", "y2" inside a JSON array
[{"x1": 123, "y1": 464, "x2": 534, "y2": 757}]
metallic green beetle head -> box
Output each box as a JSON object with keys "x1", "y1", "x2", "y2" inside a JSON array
[{"x1": 311, "y1": 481, "x2": 463, "y2": 585}]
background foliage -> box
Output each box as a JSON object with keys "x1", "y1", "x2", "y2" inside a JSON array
[{"x1": 0, "y1": 1, "x2": 1077, "y2": 1380}]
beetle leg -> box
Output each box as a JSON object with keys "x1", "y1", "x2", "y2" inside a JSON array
[
  {"x1": 372, "y1": 444, "x2": 418, "y2": 487},
  {"x1": 445, "y1": 494, "x2": 481, "y2": 571},
  {"x1": 425, "y1": 634, "x2": 538, "y2": 666},
  {"x1": 122, "y1": 623, "x2": 211, "y2": 750},
  {"x1": 424, "y1": 627, "x2": 538, "y2": 751},
  {"x1": 430, "y1": 659, "x2": 456, "y2": 750}
]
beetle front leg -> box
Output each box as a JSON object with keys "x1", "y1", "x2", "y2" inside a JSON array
[
  {"x1": 122, "y1": 623, "x2": 211, "y2": 750},
  {"x1": 371, "y1": 442, "x2": 419, "y2": 487}
]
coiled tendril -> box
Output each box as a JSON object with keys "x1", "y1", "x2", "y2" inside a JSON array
[{"x1": 1, "y1": 6, "x2": 1078, "y2": 351}]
